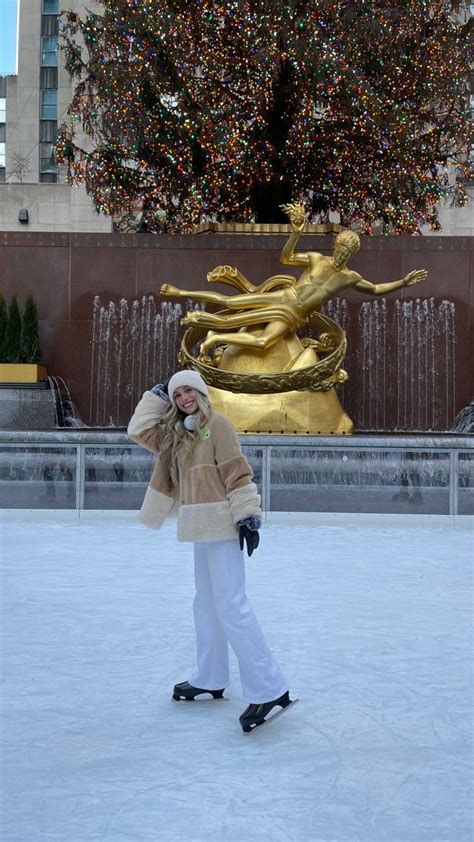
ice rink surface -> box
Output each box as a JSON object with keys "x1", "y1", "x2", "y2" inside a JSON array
[{"x1": 1, "y1": 519, "x2": 472, "y2": 842}]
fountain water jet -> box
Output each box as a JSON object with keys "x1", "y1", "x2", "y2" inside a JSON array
[
  {"x1": 88, "y1": 295, "x2": 457, "y2": 431},
  {"x1": 90, "y1": 297, "x2": 188, "y2": 426}
]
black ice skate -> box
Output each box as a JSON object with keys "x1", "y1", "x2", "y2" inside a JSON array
[
  {"x1": 239, "y1": 690, "x2": 296, "y2": 733},
  {"x1": 172, "y1": 681, "x2": 225, "y2": 701}
]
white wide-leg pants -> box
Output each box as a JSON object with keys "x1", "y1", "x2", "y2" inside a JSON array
[{"x1": 188, "y1": 539, "x2": 288, "y2": 704}]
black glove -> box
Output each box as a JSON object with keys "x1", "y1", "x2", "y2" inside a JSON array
[
  {"x1": 150, "y1": 382, "x2": 170, "y2": 402},
  {"x1": 239, "y1": 524, "x2": 260, "y2": 557}
]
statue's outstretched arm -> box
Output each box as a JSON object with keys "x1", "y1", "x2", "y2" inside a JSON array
[
  {"x1": 279, "y1": 202, "x2": 310, "y2": 267},
  {"x1": 354, "y1": 269, "x2": 428, "y2": 296},
  {"x1": 280, "y1": 232, "x2": 311, "y2": 267}
]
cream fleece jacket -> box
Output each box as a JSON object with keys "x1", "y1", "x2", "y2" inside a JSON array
[{"x1": 128, "y1": 391, "x2": 261, "y2": 542}]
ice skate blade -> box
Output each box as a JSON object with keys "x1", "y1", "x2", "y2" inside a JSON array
[
  {"x1": 242, "y1": 698, "x2": 299, "y2": 734},
  {"x1": 172, "y1": 695, "x2": 229, "y2": 703}
]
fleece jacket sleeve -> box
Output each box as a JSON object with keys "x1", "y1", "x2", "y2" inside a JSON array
[
  {"x1": 127, "y1": 391, "x2": 170, "y2": 454},
  {"x1": 213, "y1": 414, "x2": 262, "y2": 525}
]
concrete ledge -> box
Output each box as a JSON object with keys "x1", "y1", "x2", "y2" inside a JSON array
[
  {"x1": 266, "y1": 511, "x2": 474, "y2": 530},
  {"x1": 0, "y1": 430, "x2": 473, "y2": 448},
  {"x1": 0, "y1": 389, "x2": 55, "y2": 429},
  {"x1": 0, "y1": 509, "x2": 139, "y2": 523},
  {"x1": 1, "y1": 509, "x2": 472, "y2": 530}
]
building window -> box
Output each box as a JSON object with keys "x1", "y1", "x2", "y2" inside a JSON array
[
  {"x1": 41, "y1": 89, "x2": 57, "y2": 120},
  {"x1": 0, "y1": 143, "x2": 5, "y2": 168},
  {"x1": 41, "y1": 36, "x2": 58, "y2": 67},
  {"x1": 0, "y1": 98, "x2": 5, "y2": 122},
  {"x1": 41, "y1": 15, "x2": 59, "y2": 36},
  {"x1": 40, "y1": 120, "x2": 57, "y2": 143},
  {"x1": 40, "y1": 67, "x2": 58, "y2": 89},
  {"x1": 0, "y1": 168, "x2": 5, "y2": 183},
  {"x1": 43, "y1": 0, "x2": 59, "y2": 11},
  {"x1": 0, "y1": 125, "x2": 5, "y2": 143},
  {"x1": 39, "y1": 141, "x2": 57, "y2": 174}
]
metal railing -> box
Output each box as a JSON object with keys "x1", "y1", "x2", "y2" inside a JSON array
[{"x1": 0, "y1": 431, "x2": 472, "y2": 519}]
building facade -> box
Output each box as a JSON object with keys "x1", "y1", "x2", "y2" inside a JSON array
[{"x1": 0, "y1": 0, "x2": 112, "y2": 232}]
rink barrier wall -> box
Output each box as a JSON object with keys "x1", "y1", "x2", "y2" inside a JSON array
[{"x1": 0, "y1": 431, "x2": 472, "y2": 523}]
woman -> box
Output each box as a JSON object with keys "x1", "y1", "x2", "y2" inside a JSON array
[{"x1": 128, "y1": 369, "x2": 291, "y2": 733}]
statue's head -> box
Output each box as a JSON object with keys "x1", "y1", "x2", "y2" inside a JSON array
[{"x1": 333, "y1": 230, "x2": 360, "y2": 268}]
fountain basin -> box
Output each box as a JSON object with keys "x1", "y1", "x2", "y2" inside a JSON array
[{"x1": 0, "y1": 383, "x2": 55, "y2": 430}]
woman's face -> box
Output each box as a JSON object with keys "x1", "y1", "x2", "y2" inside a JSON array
[{"x1": 174, "y1": 385, "x2": 199, "y2": 415}]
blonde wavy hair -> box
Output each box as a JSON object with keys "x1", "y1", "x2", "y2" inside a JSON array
[{"x1": 159, "y1": 392, "x2": 212, "y2": 484}]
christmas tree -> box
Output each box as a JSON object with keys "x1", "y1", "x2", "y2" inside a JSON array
[
  {"x1": 4, "y1": 297, "x2": 22, "y2": 364},
  {"x1": 20, "y1": 294, "x2": 42, "y2": 364},
  {"x1": 56, "y1": 1, "x2": 471, "y2": 234}
]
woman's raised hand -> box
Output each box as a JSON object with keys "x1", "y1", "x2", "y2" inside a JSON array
[{"x1": 150, "y1": 383, "x2": 171, "y2": 402}]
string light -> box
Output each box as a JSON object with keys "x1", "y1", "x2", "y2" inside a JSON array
[{"x1": 55, "y1": 0, "x2": 471, "y2": 234}]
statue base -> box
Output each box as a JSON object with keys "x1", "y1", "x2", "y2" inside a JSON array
[{"x1": 208, "y1": 385, "x2": 354, "y2": 435}]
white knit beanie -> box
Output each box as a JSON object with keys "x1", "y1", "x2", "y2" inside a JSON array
[{"x1": 167, "y1": 369, "x2": 209, "y2": 405}]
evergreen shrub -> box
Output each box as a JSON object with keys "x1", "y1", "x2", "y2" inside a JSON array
[
  {"x1": 4, "y1": 296, "x2": 22, "y2": 363},
  {"x1": 21, "y1": 294, "x2": 42, "y2": 364}
]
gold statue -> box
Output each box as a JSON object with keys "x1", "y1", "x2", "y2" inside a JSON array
[
  {"x1": 160, "y1": 203, "x2": 427, "y2": 434},
  {"x1": 161, "y1": 203, "x2": 426, "y2": 357}
]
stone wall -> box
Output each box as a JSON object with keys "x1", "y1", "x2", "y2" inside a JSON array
[
  {"x1": 0, "y1": 230, "x2": 472, "y2": 431},
  {"x1": 0, "y1": 184, "x2": 113, "y2": 233}
]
